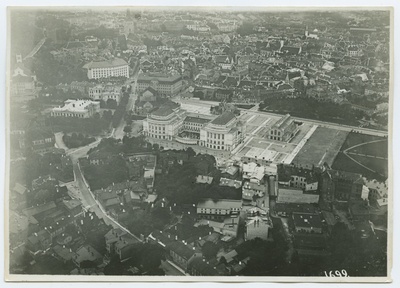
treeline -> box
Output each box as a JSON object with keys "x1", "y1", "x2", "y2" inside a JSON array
[
  {"x1": 260, "y1": 98, "x2": 366, "y2": 126},
  {"x1": 154, "y1": 157, "x2": 241, "y2": 206},
  {"x1": 62, "y1": 133, "x2": 96, "y2": 149},
  {"x1": 46, "y1": 114, "x2": 111, "y2": 135},
  {"x1": 112, "y1": 94, "x2": 130, "y2": 128},
  {"x1": 31, "y1": 47, "x2": 87, "y2": 86}
]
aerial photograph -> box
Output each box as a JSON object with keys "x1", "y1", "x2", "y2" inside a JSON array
[{"x1": 6, "y1": 6, "x2": 390, "y2": 279}]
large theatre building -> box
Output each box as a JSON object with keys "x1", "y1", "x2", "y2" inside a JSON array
[
  {"x1": 143, "y1": 104, "x2": 243, "y2": 151},
  {"x1": 199, "y1": 112, "x2": 243, "y2": 152},
  {"x1": 142, "y1": 103, "x2": 186, "y2": 141}
]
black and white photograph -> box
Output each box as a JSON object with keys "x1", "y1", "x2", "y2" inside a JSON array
[{"x1": 4, "y1": 4, "x2": 394, "y2": 283}]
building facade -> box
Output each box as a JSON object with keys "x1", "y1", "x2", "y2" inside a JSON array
[
  {"x1": 199, "y1": 112, "x2": 243, "y2": 151},
  {"x1": 137, "y1": 74, "x2": 183, "y2": 97},
  {"x1": 83, "y1": 58, "x2": 129, "y2": 79},
  {"x1": 321, "y1": 169, "x2": 364, "y2": 203},
  {"x1": 89, "y1": 84, "x2": 122, "y2": 104},
  {"x1": 268, "y1": 114, "x2": 298, "y2": 142},
  {"x1": 143, "y1": 105, "x2": 243, "y2": 151},
  {"x1": 51, "y1": 99, "x2": 100, "y2": 118},
  {"x1": 196, "y1": 198, "x2": 242, "y2": 221},
  {"x1": 143, "y1": 103, "x2": 186, "y2": 140},
  {"x1": 11, "y1": 60, "x2": 37, "y2": 100}
]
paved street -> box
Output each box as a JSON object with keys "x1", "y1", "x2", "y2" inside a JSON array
[{"x1": 66, "y1": 138, "x2": 142, "y2": 242}]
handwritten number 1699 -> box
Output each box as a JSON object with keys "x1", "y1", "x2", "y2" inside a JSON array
[{"x1": 324, "y1": 270, "x2": 349, "y2": 277}]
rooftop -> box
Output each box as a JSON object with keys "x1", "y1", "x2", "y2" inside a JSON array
[
  {"x1": 188, "y1": 257, "x2": 219, "y2": 276},
  {"x1": 326, "y1": 169, "x2": 362, "y2": 182},
  {"x1": 184, "y1": 116, "x2": 210, "y2": 124},
  {"x1": 151, "y1": 103, "x2": 180, "y2": 117},
  {"x1": 197, "y1": 198, "x2": 242, "y2": 210},
  {"x1": 277, "y1": 164, "x2": 318, "y2": 183},
  {"x1": 277, "y1": 187, "x2": 319, "y2": 204},
  {"x1": 167, "y1": 240, "x2": 197, "y2": 260},
  {"x1": 74, "y1": 244, "x2": 102, "y2": 264},
  {"x1": 292, "y1": 213, "x2": 323, "y2": 230},
  {"x1": 196, "y1": 175, "x2": 214, "y2": 184},
  {"x1": 63, "y1": 199, "x2": 82, "y2": 211},
  {"x1": 138, "y1": 74, "x2": 182, "y2": 84},
  {"x1": 83, "y1": 58, "x2": 128, "y2": 69},
  {"x1": 53, "y1": 99, "x2": 99, "y2": 113},
  {"x1": 272, "y1": 114, "x2": 294, "y2": 130},
  {"x1": 210, "y1": 112, "x2": 236, "y2": 126}
]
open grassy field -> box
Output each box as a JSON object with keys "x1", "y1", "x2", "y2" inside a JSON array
[
  {"x1": 339, "y1": 132, "x2": 387, "y2": 153},
  {"x1": 331, "y1": 153, "x2": 387, "y2": 181},
  {"x1": 332, "y1": 132, "x2": 388, "y2": 181},
  {"x1": 350, "y1": 141, "x2": 388, "y2": 158},
  {"x1": 292, "y1": 127, "x2": 348, "y2": 168}
]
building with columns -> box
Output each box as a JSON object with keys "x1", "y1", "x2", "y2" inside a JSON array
[
  {"x1": 142, "y1": 103, "x2": 186, "y2": 141},
  {"x1": 199, "y1": 112, "x2": 243, "y2": 151},
  {"x1": 143, "y1": 105, "x2": 244, "y2": 152},
  {"x1": 268, "y1": 114, "x2": 298, "y2": 142}
]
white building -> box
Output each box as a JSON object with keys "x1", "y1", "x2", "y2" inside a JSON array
[
  {"x1": 268, "y1": 114, "x2": 298, "y2": 142},
  {"x1": 143, "y1": 105, "x2": 243, "y2": 151},
  {"x1": 51, "y1": 99, "x2": 100, "y2": 118},
  {"x1": 83, "y1": 58, "x2": 129, "y2": 79},
  {"x1": 217, "y1": 22, "x2": 237, "y2": 32},
  {"x1": 197, "y1": 198, "x2": 242, "y2": 221},
  {"x1": 88, "y1": 84, "x2": 122, "y2": 104},
  {"x1": 200, "y1": 112, "x2": 243, "y2": 151},
  {"x1": 143, "y1": 103, "x2": 186, "y2": 141},
  {"x1": 186, "y1": 23, "x2": 210, "y2": 32}
]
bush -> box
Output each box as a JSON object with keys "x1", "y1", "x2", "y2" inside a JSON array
[{"x1": 62, "y1": 133, "x2": 96, "y2": 149}]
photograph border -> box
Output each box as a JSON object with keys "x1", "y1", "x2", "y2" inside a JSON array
[{"x1": 3, "y1": 2, "x2": 397, "y2": 284}]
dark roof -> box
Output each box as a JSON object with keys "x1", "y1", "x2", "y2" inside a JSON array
[
  {"x1": 292, "y1": 213, "x2": 323, "y2": 230},
  {"x1": 293, "y1": 233, "x2": 327, "y2": 249},
  {"x1": 210, "y1": 112, "x2": 236, "y2": 126},
  {"x1": 83, "y1": 58, "x2": 128, "y2": 69},
  {"x1": 272, "y1": 114, "x2": 294, "y2": 130},
  {"x1": 137, "y1": 74, "x2": 182, "y2": 85},
  {"x1": 167, "y1": 241, "x2": 196, "y2": 260},
  {"x1": 277, "y1": 164, "x2": 318, "y2": 183},
  {"x1": 197, "y1": 198, "x2": 242, "y2": 210},
  {"x1": 281, "y1": 46, "x2": 301, "y2": 55},
  {"x1": 188, "y1": 257, "x2": 219, "y2": 276},
  {"x1": 326, "y1": 169, "x2": 362, "y2": 182},
  {"x1": 274, "y1": 203, "x2": 317, "y2": 214},
  {"x1": 215, "y1": 89, "x2": 232, "y2": 95},
  {"x1": 142, "y1": 86, "x2": 158, "y2": 95},
  {"x1": 184, "y1": 116, "x2": 210, "y2": 124},
  {"x1": 151, "y1": 106, "x2": 175, "y2": 117}
]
